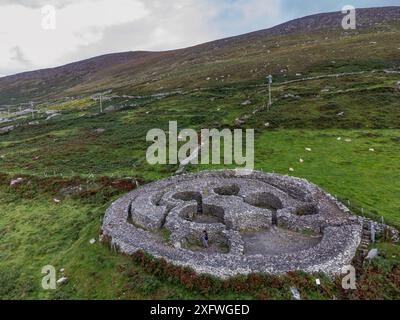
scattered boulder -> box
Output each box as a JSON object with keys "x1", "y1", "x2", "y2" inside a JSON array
[
  {"x1": 290, "y1": 287, "x2": 301, "y2": 300},
  {"x1": 305, "y1": 148, "x2": 312, "y2": 152},
  {"x1": 283, "y1": 93, "x2": 300, "y2": 99},
  {"x1": 175, "y1": 166, "x2": 186, "y2": 175},
  {"x1": 235, "y1": 118, "x2": 246, "y2": 126},
  {"x1": 0, "y1": 118, "x2": 11, "y2": 124},
  {"x1": 46, "y1": 113, "x2": 61, "y2": 121},
  {"x1": 396, "y1": 81, "x2": 400, "y2": 91},
  {"x1": 94, "y1": 128, "x2": 106, "y2": 134},
  {"x1": 89, "y1": 239, "x2": 96, "y2": 245},
  {"x1": 45, "y1": 110, "x2": 59, "y2": 115},
  {"x1": 56, "y1": 277, "x2": 68, "y2": 285},
  {"x1": 0, "y1": 125, "x2": 15, "y2": 134},
  {"x1": 369, "y1": 148, "x2": 375, "y2": 152},
  {"x1": 10, "y1": 178, "x2": 23, "y2": 187},
  {"x1": 174, "y1": 241, "x2": 182, "y2": 249},
  {"x1": 59, "y1": 185, "x2": 83, "y2": 197},
  {"x1": 365, "y1": 249, "x2": 379, "y2": 260},
  {"x1": 104, "y1": 105, "x2": 120, "y2": 113},
  {"x1": 241, "y1": 100, "x2": 252, "y2": 106}
]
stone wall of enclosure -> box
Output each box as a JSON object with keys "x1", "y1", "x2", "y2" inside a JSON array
[{"x1": 101, "y1": 170, "x2": 371, "y2": 279}]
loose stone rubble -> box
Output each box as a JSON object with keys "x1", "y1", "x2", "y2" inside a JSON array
[{"x1": 101, "y1": 170, "x2": 376, "y2": 279}]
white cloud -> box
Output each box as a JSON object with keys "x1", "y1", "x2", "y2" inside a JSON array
[
  {"x1": 64, "y1": 0, "x2": 220, "y2": 63},
  {"x1": 0, "y1": 0, "x2": 396, "y2": 76},
  {"x1": 0, "y1": 0, "x2": 148, "y2": 74},
  {"x1": 10, "y1": 46, "x2": 31, "y2": 67},
  {"x1": 0, "y1": 0, "x2": 85, "y2": 9},
  {"x1": 0, "y1": 0, "x2": 284, "y2": 76}
]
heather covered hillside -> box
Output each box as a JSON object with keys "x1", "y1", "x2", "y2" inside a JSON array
[
  {"x1": 1, "y1": 6, "x2": 400, "y2": 300},
  {"x1": 0, "y1": 7, "x2": 399, "y2": 105}
]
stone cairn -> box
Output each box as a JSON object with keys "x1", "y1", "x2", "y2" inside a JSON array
[{"x1": 101, "y1": 170, "x2": 397, "y2": 279}]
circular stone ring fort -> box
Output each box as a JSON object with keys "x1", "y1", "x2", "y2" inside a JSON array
[{"x1": 101, "y1": 170, "x2": 363, "y2": 278}]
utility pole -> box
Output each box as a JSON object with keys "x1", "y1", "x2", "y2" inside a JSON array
[
  {"x1": 370, "y1": 222, "x2": 376, "y2": 243},
  {"x1": 99, "y1": 94, "x2": 103, "y2": 113},
  {"x1": 267, "y1": 75, "x2": 273, "y2": 110},
  {"x1": 30, "y1": 101, "x2": 34, "y2": 119}
]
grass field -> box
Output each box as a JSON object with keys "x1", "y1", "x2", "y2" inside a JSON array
[
  {"x1": 1, "y1": 61, "x2": 400, "y2": 299},
  {"x1": 1, "y1": 181, "x2": 399, "y2": 300}
]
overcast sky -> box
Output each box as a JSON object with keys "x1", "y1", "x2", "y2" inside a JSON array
[{"x1": 0, "y1": 0, "x2": 398, "y2": 77}]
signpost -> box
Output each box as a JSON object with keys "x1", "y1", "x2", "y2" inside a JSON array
[
  {"x1": 99, "y1": 94, "x2": 103, "y2": 113},
  {"x1": 370, "y1": 222, "x2": 376, "y2": 243},
  {"x1": 267, "y1": 75, "x2": 273, "y2": 109},
  {"x1": 30, "y1": 101, "x2": 34, "y2": 119}
]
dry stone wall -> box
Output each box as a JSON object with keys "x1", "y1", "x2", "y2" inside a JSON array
[{"x1": 101, "y1": 170, "x2": 368, "y2": 278}]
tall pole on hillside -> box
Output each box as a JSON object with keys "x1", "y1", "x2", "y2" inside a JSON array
[
  {"x1": 30, "y1": 101, "x2": 34, "y2": 119},
  {"x1": 267, "y1": 75, "x2": 273, "y2": 110},
  {"x1": 99, "y1": 94, "x2": 103, "y2": 113}
]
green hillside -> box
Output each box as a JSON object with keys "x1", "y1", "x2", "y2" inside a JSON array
[{"x1": 1, "y1": 7, "x2": 400, "y2": 300}]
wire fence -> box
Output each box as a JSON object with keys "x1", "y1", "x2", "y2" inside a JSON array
[{"x1": 336, "y1": 195, "x2": 399, "y2": 230}]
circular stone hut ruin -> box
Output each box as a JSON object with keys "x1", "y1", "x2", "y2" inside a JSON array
[{"x1": 101, "y1": 170, "x2": 364, "y2": 278}]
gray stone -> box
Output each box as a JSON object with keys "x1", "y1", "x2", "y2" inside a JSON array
[
  {"x1": 10, "y1": 177, "x2": 24, "y2": 187},
  {"x1": 105, "y1": 105, "x2": 123, "y2": 113},
  {"x1": 365, "y1": 249, "x2": 379, "y2": 260},
  {"x1": 101, "y1": 170, "x2": 367, "y2": 279},
  {"x1": 45, "y1": 110, "x2": 59, "y2": 115},
  {"x1": 46, "y1": 113, "x2": 61, "y2": 121},
  {"x1": 0, "y1": 125, "x2": 15, "y2": 134},
  {"x1": 56, "y1": 277, "x2": 68, "y2": 285},
  {"x1": 290, "y1": 287, "x2": 301, "y2": 300}
]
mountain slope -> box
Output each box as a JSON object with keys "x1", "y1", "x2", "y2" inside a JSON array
[
  {"x1": 1, "y1": 6, "x2": 400, "y2": 105},
  {"x1": 1, "y1": 6, "x2": 400, "y2": 301}
]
